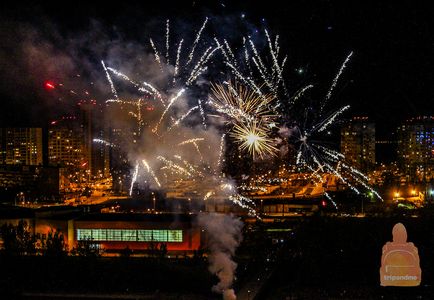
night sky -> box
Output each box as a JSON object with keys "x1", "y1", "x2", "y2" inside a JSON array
[{"x1": 0, "y1": 0, "x2": 433, "y2": 138}]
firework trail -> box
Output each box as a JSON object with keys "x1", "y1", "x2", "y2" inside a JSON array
[
  {"x1": 101, "y1": 19, "x2": 264, "y2": 218},
  {"x1": 216, "y1": 29, "x2": 289, "y2": 102},
  {"x1": 165, "y1": 19, "x2": 170, "y2": 64},
  {"x1": 209, "y1": 82, "x2": 276, "y2": 125},
  {"x1": 93, "y1": 138, "x2": 117, "y2": 148},
  {"x1": 101, "y1": 60, "x2": 118, "y2": 99},
  {"x1": 129, "y1": 162, "x2": 139, "y2": 196},
  {"x1": 178, "y1": 138, "x2": 205, "y2": 146},
  {"x1": 198, "y1": 99, "x2": 207, "y2": 129},
  {"x1": 219, "y1": 31, "x2": 379, "y2": 199},
  {"x1": 174, "y1": 39, "x2": 184, "y2": 81},
  {"x1": 186, "y1": 17, "x2": 209, "y2": 65},
  {"x1": 150, "y1": 38, "x2": 163, "y2": 71},
  {"x1": 314, "y1": 105, "x2": 351, "y2": 133},
  {"x1": 216, "y1": 133, "x2": 226, "y2": 170},
  {"x1": 102, "y1": 19, "x2": 220, "y2": 197},
  {"x1": 142, "y1": 159, "x2": 161, "y2": 188},
  {"x1": 320, "y1": 51, "x2": 353, "y2": 115},
  {"x1": 154, "y1": 88, "x2": 186, "y2": 132},
  {"x1": 103, "y1": 19, "x2": 380, "y2": 222}
]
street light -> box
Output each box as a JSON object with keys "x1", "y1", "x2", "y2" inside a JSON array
[{"x1": 152, "y1": 192, "x2": 156, "y2": 212}]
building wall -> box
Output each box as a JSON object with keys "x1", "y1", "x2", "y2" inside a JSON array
[
  {"x1": 1, "y1": 128, "x2": 43, "y2": 166},
  {"x1": 397, "y1": 116, "x2": 434, "y2": 181},
  {"x1": 341, "y1": 117, "x2": 376, "y2": 172},
  {"x1": 74, "y1": 220, "x2": 201, "y2": 252},
  {"x1": 0, "y1": 165, "x2": 60, "y2": 201},
  {"x1": 48, "y1": 125, "x2": 85, "y2": 168},
  {"x1": 1, "y1": 215, "x2": 201, "y2": 254}
]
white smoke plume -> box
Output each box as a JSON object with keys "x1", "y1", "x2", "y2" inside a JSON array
[{"x1": 198, "y1": 213, "x2": 243, "y2": 299}]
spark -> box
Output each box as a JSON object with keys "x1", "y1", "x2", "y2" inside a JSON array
[
  {"x1": 93, "y1": 138, "x2": 116, "y2": 148},
  {"x1": 186, "y1": 17, "x2": 209, "y2": 65},
  {"x1": 321, "y1": 51, "x2": 353, "y2": 114},
  {"x1": 193, "y1": 141, "x2": 204, "y2": 161},
  {"x1": 186, "y1": 46, "x2": 220, "y2": 85},
  {"x1": 129, "y1": 162, "x2": 139, "y2": 196},
  {"x1": 165, "y1": 19, "x2": 170, "y2": 64},
  {"x1": 265, "y1": 29, "x2": 286, "y2": 93},
  {"x1": 198, "y1": 99, "x2": 207, "y2": 129},
  {"x1": 154, "y1": 89, "x2": 185, "y2": 132},
  {"x1": 167, "y1": 106, "x2": 199, "y2": 132},
  {"x1": 216, "y1": 133, "x2": 226, "y2": 169},
  {"x1": 324, "y1": 192, "x2": 338, "y2": 210},
  {"x1": 101, "y1": 60, "x2": 118, "y2": 99},
  {"x1": 290, "y1": 84, "x2": 314, "y2": 105},
  {"x1": 150, "y1": 38, "x2": 163, "y2": 71},
  {"x1": 231, "y1": 121, "x2": 277, "y2": 159},
  {"x1": 178, "y1": 138, "x2": 205, "y2": 146},
  {"x1": 228, "y1": 194, "x2": 257, "y2": 217},
  {"x1": 142, "y1": 159, "x2": 161, "y2": 187},
  {"x1": 106, "y1": 67, "x2": 141, "y2": 89},
  {"x1": 209, "y1": 82, "x2": 276, "y2": 125},
  {"x1": 174, "y1": 39, "x2": 184, "y2": 80},
  {"x1": 157, "y1": 156, "x2": 192, "y2": 177},
  {"x1": 204, "y1": 191, "x2": 215, "y2": 201},
  {"x1": 316, "y1": 105, "x2": 350, "y2": 133}
]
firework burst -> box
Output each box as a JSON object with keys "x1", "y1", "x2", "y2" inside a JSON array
[
  {"x1": 100, "y1": 19, "x2": 262, "y2": 214},
  {"x1": 219, "y1": 29, "x2": 381, "y2": 199},
  {"x1": 230, "y1": 120, "x2": 277, "y2": 159},
  {"x1": 209, "y1": 81, "x2": 277, "y2": 125}
]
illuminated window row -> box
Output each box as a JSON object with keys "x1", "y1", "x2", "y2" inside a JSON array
[{"x1": 77, "y1": 229, "x2": 183, "y2": 242}]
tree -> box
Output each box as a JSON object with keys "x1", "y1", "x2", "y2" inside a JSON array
[
  {"x1": 120, "y1": 246, "x2": 133, "y2": 258},
  {"x1": 43, "y1": 230, "x2": 67, "y2": 257},
  {"x1": 147, "y1": 241, "x2": 167, "y2": 259},
  {"x1": 72, "y1": 238, "x2": 101, "y2": 257},
  {"x1": 0, "y1": 220, "x2": 36, "y2": 256}
]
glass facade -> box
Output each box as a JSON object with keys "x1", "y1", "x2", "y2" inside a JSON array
[{"x1": 77, "y1": 228, "x2": 183, "y2": 242}]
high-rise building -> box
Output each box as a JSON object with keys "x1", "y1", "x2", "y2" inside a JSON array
[
  {"x1": 78, "y1": 99, "x2": 111, "y2": 178},
  {"x1": 48, "y1": 117, "x2": 85, "y2": 168},
  {"x1": 397, "y1": 116, "x2": 433, "y2": 181},
  {"x1": 341, "y1": 117, "x2": 376, "y2": 172},
  {"x1": 0, "y1": 129, "x2": 5, "y2": 164},
  {"x1": 0, "y1": 128, "x2": 43, "y2": 165},
  {"x1": 78, "y1": 100, "x2": 96, "y2": 174},
  {"x1": 92, "y1": 128, "x2": 111, "y2": 179}
]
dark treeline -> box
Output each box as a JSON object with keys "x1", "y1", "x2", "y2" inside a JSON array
[
  {"x1": 260, "y1": 216, "x2": 434, "y2": 299},
  {"x1": 0, "y1": 221, "x2": 216, "y2": 298}
]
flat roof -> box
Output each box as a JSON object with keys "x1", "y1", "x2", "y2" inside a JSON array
[
  {"x1": 75, "y1": 213, "x2": 197, "y2": 223},
  {"x1": 0, "y1": 205, "x2": 34, "y2": 219}
]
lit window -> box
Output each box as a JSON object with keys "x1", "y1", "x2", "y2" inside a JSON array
[{"x1": 77, "y1": 229, "x2": 183, "y2": 242}]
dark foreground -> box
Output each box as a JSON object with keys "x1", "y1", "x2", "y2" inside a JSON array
[
  {"x1": 256, "y1": 215, "x2": 434, "y2": 299},
  {"x1": 1, "y1": 215, "x2": 434, "y2": 299},
  {"x1": 0, "y1": 256, "x2": 216, "y2": 299}
]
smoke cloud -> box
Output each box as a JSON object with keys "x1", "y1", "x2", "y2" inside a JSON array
[{"x1": 198, "y1": 213, "x2": 243, "y2": 299}]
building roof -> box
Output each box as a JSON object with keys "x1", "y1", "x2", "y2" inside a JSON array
[
  {"x1": 75, "y1": 212, "x2": 196, "y2": 223},
  {"x1": 0, "y1": 205, "x2": 34, "y2": 219}
]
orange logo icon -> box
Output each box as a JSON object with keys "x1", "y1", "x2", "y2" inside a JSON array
[{"x1": 380, "y1": 223, "x2": 421, "y2": 286}]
